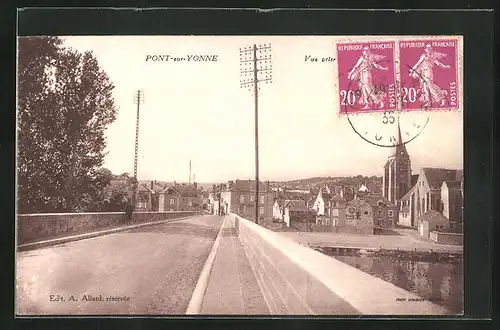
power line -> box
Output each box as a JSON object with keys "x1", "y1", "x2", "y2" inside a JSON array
[{"x1": 239, "y1": 43, "x2": 273, "y2": 225}]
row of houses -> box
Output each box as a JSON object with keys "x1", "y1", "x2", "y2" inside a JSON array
[
  {"x1": 272, "y1": 183, "x2": 398, "y2": 234},
  {"x1": 207, "y1": 127, "x2": 463, "y2": 240},
  {"x1": 136, "y1": 181, "x2": 208, "y2": 212}
]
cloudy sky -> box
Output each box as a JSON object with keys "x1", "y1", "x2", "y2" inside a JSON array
[{"x1": 61, "y1": 36, "x2": 463, "y2": 183}]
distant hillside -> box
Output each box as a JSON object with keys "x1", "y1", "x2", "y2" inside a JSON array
[
  {"x1": 138, "y1": 180, "x2": 216, "y2": 190},
  {"x1": 271, "y1": 175, "x2": 383, "y2": 194}
]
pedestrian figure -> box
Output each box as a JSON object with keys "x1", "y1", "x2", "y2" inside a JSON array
[{"x1": 124, "y1": 199, "x2": 134, "y2": 225}]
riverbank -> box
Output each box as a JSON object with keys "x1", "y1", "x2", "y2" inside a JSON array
[{"x1": 279, "y1": 231, "x2": 463, "y2": 254}]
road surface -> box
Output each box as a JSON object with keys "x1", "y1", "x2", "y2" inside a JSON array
[{"x1": 16, "y1": 215, "x2": 223, "y2": 315}]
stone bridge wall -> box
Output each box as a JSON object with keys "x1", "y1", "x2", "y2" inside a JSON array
[
  {"x1": 230, "y1": 213, "x2": 450, "y2": 315},
  {"x1": 17, "y1": 211, "x2": 201, "y2": 245}
]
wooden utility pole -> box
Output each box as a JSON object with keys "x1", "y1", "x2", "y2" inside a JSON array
[
  {"x1": 253, "y1": 44, "x2": 260, "y2": 225},
  {"x1": 132, "y1": 90, "x2": 144, "y2": 210},
  {"x1": 240, "y1": 43, "x2": 272, "y2": 224}
]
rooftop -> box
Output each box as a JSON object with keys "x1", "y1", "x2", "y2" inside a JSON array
[{"x1": 423, "y1": 168, "x2": 463, "y2": 190}]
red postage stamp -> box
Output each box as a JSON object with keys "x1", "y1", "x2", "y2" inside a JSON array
[
  {"x1": 399, "y1": 38, "x2": 459, "y2": 111},
  {"x1": 336, "y1": 40, "x2": 397, "y2": 114}
]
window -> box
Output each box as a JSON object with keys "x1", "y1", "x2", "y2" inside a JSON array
[
  {"x1": 250, "y1": 194, "x2": 255, "y2": 202},
  {"x1": 377, "y1": 211, "x2": 383, "y2": 217},
  {"x1": 325, "y1": 219, "x2": 330, "y2": 226},
  {"x1": 260, "y1": 195, "x2": 265, "y2": 204},
  {"x1": 364, "y1": 211, "x2": 369, "y2": 215},
  {"x1": 259, "y1": 206, "x2": 264, "y2": 215},
  {"x1": 240, "y1": 194, "x2": 245, "y2": 203},
  {"x1": 356, "y1": 212, "x2": 360, "y2": 220},
  {"x1": 170, "y1": 198, "x2": 175, "y2": 205},
  {"x1": 388, "y1": 210, "x2": 394, "y2": 217},
  {"x1": 188, "y1": 200, "x2": 192, "y2": 207}
]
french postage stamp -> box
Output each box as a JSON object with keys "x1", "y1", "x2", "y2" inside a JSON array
[
  {"x1": 336, "y1": 40, "x2": 397, "y2": 114},
  {"x1": 399, "y1": 38, "x2": 460, "y2": 111}
]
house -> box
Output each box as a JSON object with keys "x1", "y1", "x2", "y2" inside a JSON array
[
  {"x1": 399, "y1": 168, "x2": 463, "y2": 228},
  {"x1": 282, "y1": 199, "x2": 310, "y2": 229},
  {"x1": 309, "y1": 184, "x2": 359, "y2": 230},
  {"x1": 398, "y1": 175, "x2": 419, "y2": 227},
  {"x1": 336, "y1": 194, "x2": 397, "y2": 235},
  {"x1": 273, "y1": 188, "x2": 311, "y2": 222},
  {"x1": 418, "y1": 210, "x2": 450, "y2": 238},
  {"x1": 272, "y1": 199, "x2": 284, "y2": 221},
  {"x1": 312, "y1": 187, "x2": 333, "y2": 221},
  {"x1": 208, "y1": 192, "x2": 217, "y2": 214},
  {"x1": 440, "y1": 180, "x2": 463, "y2": 225},
  {"x1": 136, "y1": 181, "x2": 165, "y2": 211},
  {"x1": 221, "y1": 179, "x2": 274, "y2": 223},
  {"x1": 158, "y1": 183, "x2": 201, "y2": 212},
  {"x1": 136, "y1": 184, "x2": 152, "y2": 211}
]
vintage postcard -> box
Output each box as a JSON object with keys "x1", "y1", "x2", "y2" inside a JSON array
[{"x1": 16, "y1": 35, "x2": 463, "y2": 316}]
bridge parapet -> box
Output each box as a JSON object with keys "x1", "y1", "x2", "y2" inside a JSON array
[
  {"x1": 17, "y1": 211, "x2": 203, "y2": 245},
  {"x1": 230, "y1": 213, "x2": 449, "y2": 315}
]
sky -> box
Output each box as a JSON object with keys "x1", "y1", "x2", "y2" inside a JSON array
[{"x1": 61, "y1": 36, "x2": 463, "y2": 183}]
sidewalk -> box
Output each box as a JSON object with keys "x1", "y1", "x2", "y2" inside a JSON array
[
  {"x1": 279, "y1": 231, "x2": 463, "y2": 253},
  {"x1": 200, "y1": 217, "x2": 270, "y2": 315}
]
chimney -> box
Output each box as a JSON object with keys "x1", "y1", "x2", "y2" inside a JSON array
[{"x1": 150, "y1": 181, "x2": 153, "y2": 190}]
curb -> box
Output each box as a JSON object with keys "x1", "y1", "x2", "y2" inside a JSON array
[
  {"x1": 17, "y1": 214, "x2": 203, "y2": 252},
  {"x1": 185, "y1": 216, "x2": 225, "y2": 314}
]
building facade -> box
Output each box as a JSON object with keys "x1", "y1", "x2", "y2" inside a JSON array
[
  {"x1": 398, "y1": 168, "x2": 463, "y2": 228},
  {"x1": 336, "y1": 194, "x2": 398, "y2": 234},
  {"x1": 158, "y1": 183, "x2": 201, "y2": 212},
  {"x1": 440, "y1": 180, "x2": 463, "y2": 224},
  {"x1": 222, "y1": 179, "x2": 274, "y2": 223}
]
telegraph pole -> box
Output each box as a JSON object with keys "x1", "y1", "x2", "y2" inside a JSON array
[
  {"x1": 132, "y1": 90, "x2": 144, "y2": 210},
  {"x1": 240, "y1": 43, "x2": 272, "y2": 224}
]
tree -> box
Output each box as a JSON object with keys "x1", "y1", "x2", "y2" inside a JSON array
[
  {"x1": 97, "y1": 173, "x2": 135, "y2": 212},
  {"x1": 17, "y1": 37, "x2": 118, "y2": 213}
]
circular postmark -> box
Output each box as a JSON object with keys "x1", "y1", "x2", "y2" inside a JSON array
[{"x1": 342, "y1": 59, "x2": 435, "y2": 148}]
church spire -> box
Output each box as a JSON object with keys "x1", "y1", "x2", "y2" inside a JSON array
[{"x1": 389, "y1": 118, "x2": 408, "y2": 158}]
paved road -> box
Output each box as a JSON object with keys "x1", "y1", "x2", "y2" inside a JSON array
[{"x1": 16, "y1": 215, "x2": 224, "y2": 315}]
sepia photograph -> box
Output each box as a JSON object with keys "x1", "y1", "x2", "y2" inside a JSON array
[{"x1": 16, "y1": 35, "x2": 464, "y2": 316}]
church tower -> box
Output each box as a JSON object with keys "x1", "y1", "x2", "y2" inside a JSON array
[{"x1": 382, "y1": 122, "x2": 412, "y2": 206}]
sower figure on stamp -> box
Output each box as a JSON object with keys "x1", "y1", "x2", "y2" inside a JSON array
[
  {"x1": 409, "y1": 44, "x2": 451, "y2": 107},
  {"x1": 348, "y1": 46, "x2": 388, "y2": 110}
]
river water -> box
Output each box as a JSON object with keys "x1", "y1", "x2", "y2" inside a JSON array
[{"x1": 331, "y1": 253, "x2": 463, "y2": 315}]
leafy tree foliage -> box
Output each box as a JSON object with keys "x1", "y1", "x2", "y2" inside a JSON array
[
  {"x1": 93, "y1": 172, "x2": 136, "y2": 212},
  {"x1": 17, "y1": 37, "x2": 117, "y2": 213}
]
